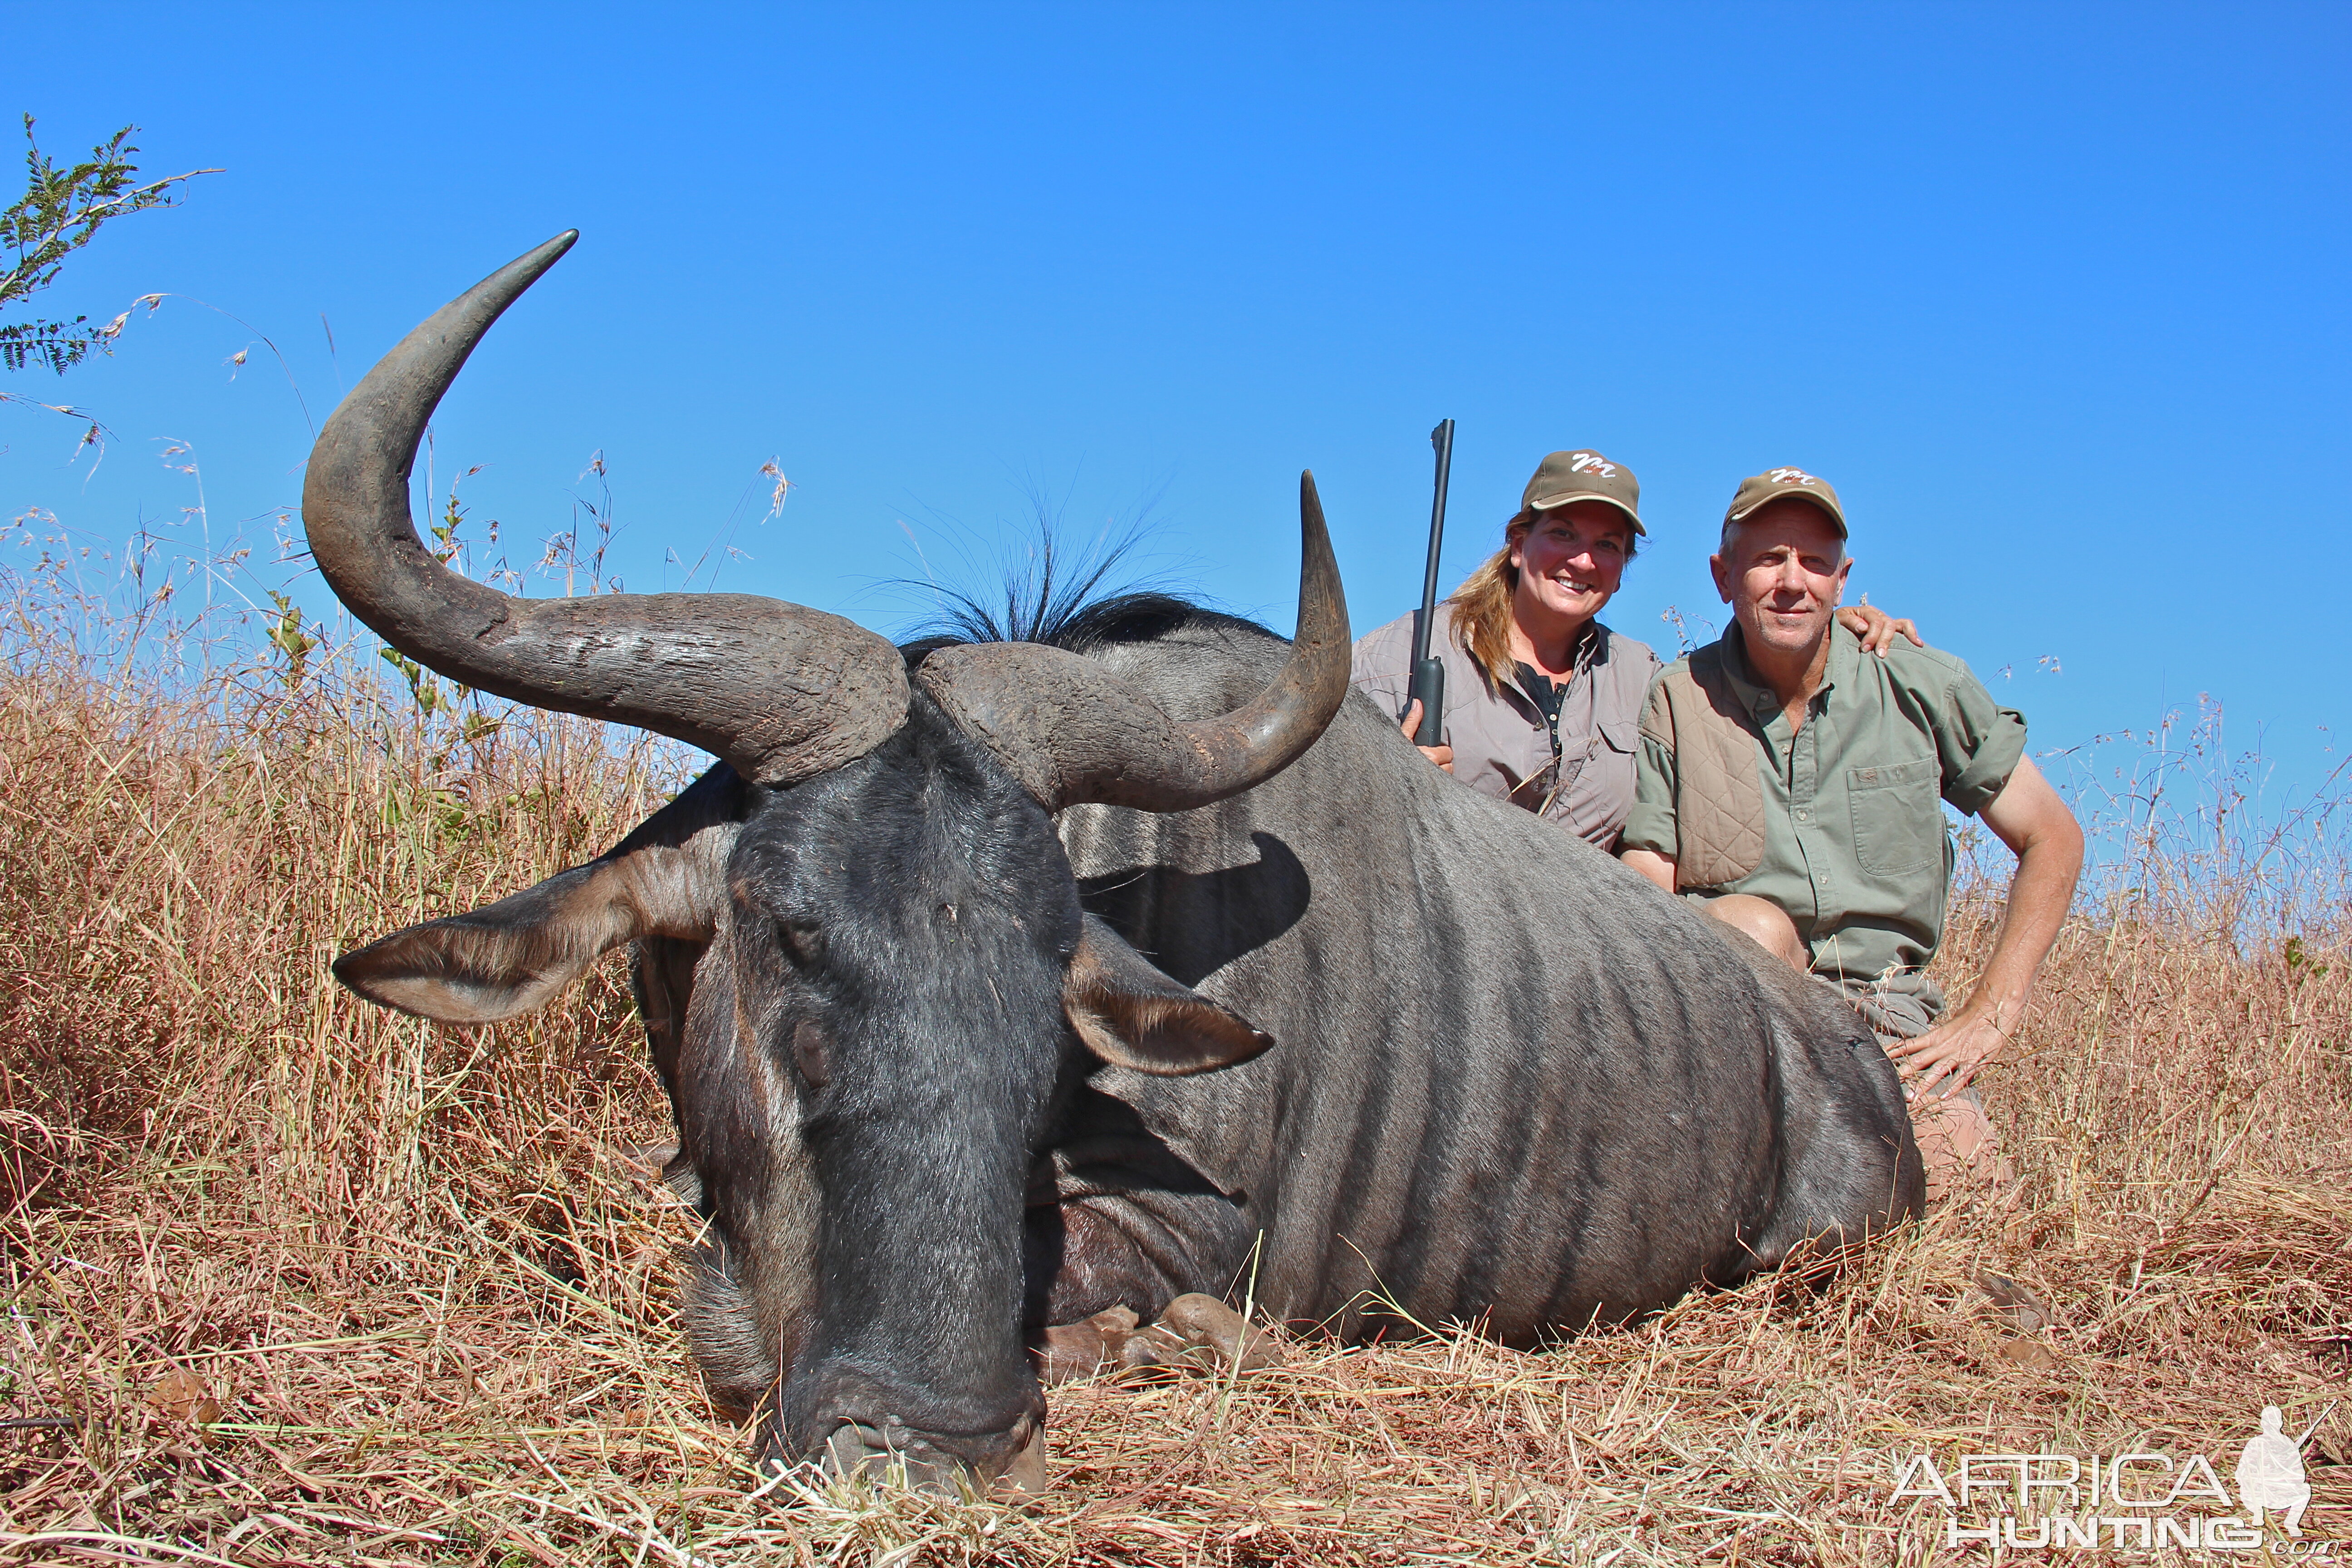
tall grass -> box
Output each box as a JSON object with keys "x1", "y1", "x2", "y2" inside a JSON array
[
  {"x1": 0, "y1": 568, "x2": 2346, "y2": 1564},
  {"x1": 1961, "y1": 695, "x2": 2352, "y2": 957}
]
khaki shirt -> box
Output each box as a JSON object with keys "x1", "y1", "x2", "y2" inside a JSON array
[
  {"x1": 1352, "y1": 610, "x2": 1661, "y2": 850},
  {"x1": 1622, "y1": 622, "x2": 2026, "y2": 986}
]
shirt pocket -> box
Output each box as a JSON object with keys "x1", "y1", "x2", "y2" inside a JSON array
[
  {"x1": 1847, "y1": 755, "x2": 1943, "y2": 877},
  {"x1": 1597, "y1": 718, "x2": 1639, "y2": 754}
]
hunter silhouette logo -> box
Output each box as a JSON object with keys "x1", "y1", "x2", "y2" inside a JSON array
[
  {"x1": 2237, "y1": 1403, "x2": 2328, "y2": 1537},
  {"x1": 1889, "y1": 1398, "x2": 2337, "y2": 1553}
]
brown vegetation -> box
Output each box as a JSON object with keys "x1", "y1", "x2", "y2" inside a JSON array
[{"x1": 1, "y1": 605, "x2": 2347, "y2": 1565}]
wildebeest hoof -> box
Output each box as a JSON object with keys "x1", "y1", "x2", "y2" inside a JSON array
[
  {"x1": 1115, "y1": 1321, "x2": 1185, "y2": 1377},
  {"x1": 1151, "y1": 1293, "x2": 1284, "y2": 1374},
  {"x1": 1034, "y1": 1304, "x2": 1140, "y2": 1385}
]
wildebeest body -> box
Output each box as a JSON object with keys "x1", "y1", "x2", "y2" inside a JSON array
[
  {"x1": 1038, "y1": 610, "x2": 1917, "y2": 1343},
  {"x1": 309, "y1": 234, "x2": 1920, "y2": 1492}
]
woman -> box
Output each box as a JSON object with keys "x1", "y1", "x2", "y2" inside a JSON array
[{"x1": 1352, "y1": 448, "x2": 1910, "y2": 852}]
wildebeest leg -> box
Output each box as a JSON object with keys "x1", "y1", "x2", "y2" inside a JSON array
[
  {"x1": 1024, "y1": 1191, "x2": 1261, "y2": 1388},
  {"x1": 1023, "y1": 1089, "x2": 1255, "y2": 1341}
]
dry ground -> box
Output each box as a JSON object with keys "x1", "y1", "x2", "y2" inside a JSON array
[{"x1": 1, "y1": 652, "x2": 2347, "y2": 1566}]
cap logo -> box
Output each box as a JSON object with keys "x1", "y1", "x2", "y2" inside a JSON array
[
  {"x1": 1568, "y1": 452, "x2": 1618, "y2": 478},
  {"x1": 1766, "y1": 467, "x2": 1819, "y2": 487}
]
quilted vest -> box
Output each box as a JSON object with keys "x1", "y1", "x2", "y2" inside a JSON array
[{"x1": 1638, "y1": 643, "x2": 1768, "y2": 889}]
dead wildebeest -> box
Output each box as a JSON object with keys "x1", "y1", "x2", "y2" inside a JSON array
[{"x1": 311, "y1": 234, "x2": 1921, "y2": 1495}]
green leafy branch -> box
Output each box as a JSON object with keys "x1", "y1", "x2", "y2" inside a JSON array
[{"x1": 1, "y1": 114, "x2": 219, "y2": 375}]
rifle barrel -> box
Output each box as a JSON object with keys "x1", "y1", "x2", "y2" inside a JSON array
[{"x1": 1411, "y1": 419, "x2": 1455, "y2": 668}]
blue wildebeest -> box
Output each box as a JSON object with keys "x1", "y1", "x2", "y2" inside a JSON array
[{"x1": 311, "y1": 235, "x2": 1921, "y2": 1494}]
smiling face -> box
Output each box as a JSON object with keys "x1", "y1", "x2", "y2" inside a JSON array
[
  {"x1": 1710, "y1": 498, "x2": 1852, "y2": 663},
  {"x1": 1508, "y1": 501, "x2": 1634, "y2": 637}
]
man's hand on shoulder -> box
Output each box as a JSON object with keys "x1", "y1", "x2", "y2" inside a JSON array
[{"x1": 1836, "y1": 603, "x2": 1923, "y2": 658}]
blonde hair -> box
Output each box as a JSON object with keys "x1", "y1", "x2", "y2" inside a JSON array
[{"x1": 1444, "y1": 508, "x2": 1637, "y2": 688}]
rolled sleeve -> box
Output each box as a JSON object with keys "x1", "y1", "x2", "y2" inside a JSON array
[{"x1": 1934, "y1": 671, "x2": 2029, "y2": 817}]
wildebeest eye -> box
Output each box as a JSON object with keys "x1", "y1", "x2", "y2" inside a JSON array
[
  {"x1": 791, "y1": 1019, "x2": 830, "y2": 1088},
  {"x1": 779, "y1": 919, "x2": 825, "y2": 966}
]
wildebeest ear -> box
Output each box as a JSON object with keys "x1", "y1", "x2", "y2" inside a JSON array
[
  {"x1": 1063, "y1": 915, "x2": 1272, "y2": 1076},
  {"x1": 333, "y1": 766, "x2": 741, "y2": 1024}
]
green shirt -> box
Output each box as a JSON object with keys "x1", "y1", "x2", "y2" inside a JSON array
[{"x1": 1622, "y1": 622, "x2": 2027, "y2": 987}]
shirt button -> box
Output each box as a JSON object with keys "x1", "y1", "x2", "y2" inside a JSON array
[{"x1": 1796, "y1": 809, "x2": 1812, "y2": 822}]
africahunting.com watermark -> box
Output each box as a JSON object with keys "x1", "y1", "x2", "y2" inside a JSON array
[{"x1": 1890, "y1": 1403, "x2": 2335, "y2": 1553}]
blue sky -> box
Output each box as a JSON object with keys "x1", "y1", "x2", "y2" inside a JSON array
[{"x1": 5, "y1": 3, "x2": 2347, "y2": 802}]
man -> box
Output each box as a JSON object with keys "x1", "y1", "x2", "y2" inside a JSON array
[{"x1": 1621, "y1": 467, "x2": 2083, "y2": 1199}]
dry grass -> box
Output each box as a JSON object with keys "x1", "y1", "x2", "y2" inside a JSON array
[{"x1": 1, "y1": 620, "x2": 2347, "y2": 1566}]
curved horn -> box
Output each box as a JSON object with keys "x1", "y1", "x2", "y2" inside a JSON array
[
  {"x1": 301, "y1": 233, "x2": 908, "y2": 786},
  {"x1": 915, "y1": 471, "x2": 1351, "y2": 813}
]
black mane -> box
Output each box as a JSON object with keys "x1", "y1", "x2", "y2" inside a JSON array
[
  {"x1": 898, "y1": 528, "x2": 1254, "y2": 660},
  {"x1": 1025, "y1": 591, "x2": 1207, "y2": 652}
]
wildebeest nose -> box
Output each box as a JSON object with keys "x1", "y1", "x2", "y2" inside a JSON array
[{"x1": 817, "y1": 1413, "x2": 1047, "y2": 1497}]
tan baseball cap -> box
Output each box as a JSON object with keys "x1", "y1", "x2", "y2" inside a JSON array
[
  {"x1": 1725, "y1": 466, "x2": 1847, "y2": 538},
  {"x1": 1520, "y1": 449, "x2": 1644, "y2": 535}
]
